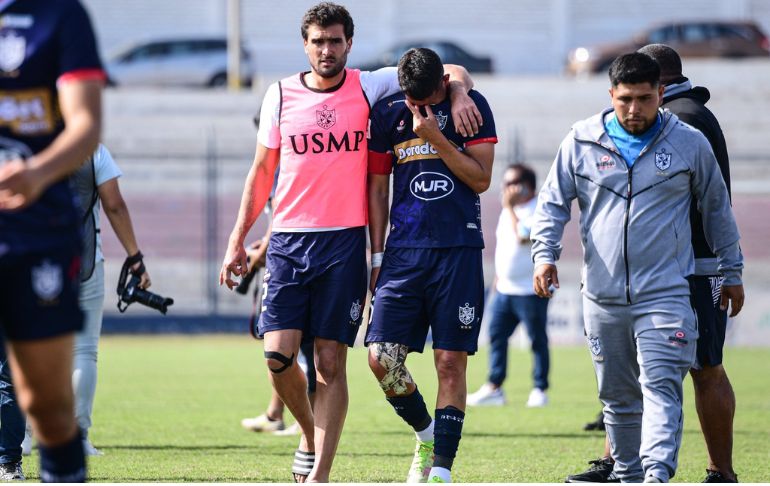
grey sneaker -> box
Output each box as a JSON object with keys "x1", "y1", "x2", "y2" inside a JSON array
[
  {"x1": 83, "y1": 439, "x2": 104, "y2": 456},
  {"x1": 0, "y1": 462, "x2": 24, "y2": 481}
]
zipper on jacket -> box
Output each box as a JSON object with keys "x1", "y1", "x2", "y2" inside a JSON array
[{"x1": 624, "y1": 170, "x2": 632, "y2": 304}]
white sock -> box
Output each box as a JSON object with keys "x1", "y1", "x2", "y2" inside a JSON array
[
  {"x1": 415, "y1": 419, "x2": 434, "y2": 443},
  {"x1": 428, "y1": 466, "x2": 451, "y2": 482}
]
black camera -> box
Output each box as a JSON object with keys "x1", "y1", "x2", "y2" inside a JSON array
[{"x1": 118, "y1": 275, "x2": 174, "y2": 314}]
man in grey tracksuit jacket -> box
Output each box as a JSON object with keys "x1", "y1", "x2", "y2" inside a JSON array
[{"x1": 531, "y1": 57, "x2": 743, "y2": 481}]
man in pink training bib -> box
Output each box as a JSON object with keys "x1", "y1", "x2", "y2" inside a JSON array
[{"x1": 219, "y1": 2, "x2": 482, "y2": 482}]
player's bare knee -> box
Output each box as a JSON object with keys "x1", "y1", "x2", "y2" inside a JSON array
[
  {"x1": 435, "y1": 353, "x2": 466, "y2": 384},
  {"x1": 264, "y1": 350, "x2": 295, "y2": 374},
  {"x1": 371, "y1": 342, "x2": 412, "y2": 394},
  {"x1": 315, "y1": 347, "x2": 343, "y2": 382},
  {"x1": 690, "y1": 363, "x2": 727, "y2": 387}
]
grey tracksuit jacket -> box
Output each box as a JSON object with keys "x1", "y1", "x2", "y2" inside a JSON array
[{"x1": 531, "y1": 108, "x2": 743, "y2": 305}]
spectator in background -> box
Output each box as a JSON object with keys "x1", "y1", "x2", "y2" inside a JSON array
[{"x1": 467, "y1": 163, "x2": 551, "y2": 408}]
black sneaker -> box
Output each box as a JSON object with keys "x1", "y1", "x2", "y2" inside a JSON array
[
  {"x1": 703, "y1": 469, "x2": 738, "y2": 483},
  {"x1": 0, "y1": 461, "x2": 24, "y2": 481},
  {"x1": 583, "y1": 410, "x2": 606, "y2": 431},
  {"x1": 565, "y1": 458, "x2": 619, "y2": 483}
]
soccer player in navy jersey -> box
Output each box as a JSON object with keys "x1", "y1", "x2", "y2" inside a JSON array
[
  {"x1": 366, "y1": 48, "x2": 497, "y2": 483},
  {"x1": 0, "y1": 0, "x2": 103, "y2": 482}
]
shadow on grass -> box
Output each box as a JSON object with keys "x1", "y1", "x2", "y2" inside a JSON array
[
  {"x1": 372, "y1": 429, "x2": 594, "y2": 439},
  {"x1": 96, "y1": 444, "x2": 285, "y2": 453}
]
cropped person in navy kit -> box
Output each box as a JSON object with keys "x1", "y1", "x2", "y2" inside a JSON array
[
  {"x1": 0, "y1": 0, "x2": 104, "y2": 482},
  {"x1": 366, "y1": 48, "x2": 497, "y2": 483}
]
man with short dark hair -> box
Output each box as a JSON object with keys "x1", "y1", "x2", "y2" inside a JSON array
[
  {"x1": 467, "y1": 163, "x2": 551, "y2": 409},
  {"x1": 532, "y1": 52, "x2": 744, "y2": 482},
  {"x1": 220, "y1": 3, "x2": 482, "y2": 481},
  {"x1": 366, "y1": 47, "x2": 497, "y2": 483},
  {"x1": 567, "y1": 45, "x2": 740, "y2": 484}
]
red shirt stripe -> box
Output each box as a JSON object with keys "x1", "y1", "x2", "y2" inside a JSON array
[
  {"x1": 465, "y1": 136, "x2": 498, "y2": 147},
  {"x1": 368, "y1": 151, "x2": 393, "y2": 175},
  {"x1": 57, "y1": 68, "x2": 107, "y2": 85}
]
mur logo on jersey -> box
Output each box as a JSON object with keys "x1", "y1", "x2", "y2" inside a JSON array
[
  {"x1": 410, "y1": 172, "x2": 454, "y2": 201},
  {"x1": 316, "y1": 104, "x2": 336, "y2": 129}
]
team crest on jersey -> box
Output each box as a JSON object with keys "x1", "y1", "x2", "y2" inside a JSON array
[
  {"x1": 31, "y1": 260, "x2": 63, "y2": 302},
  {"x1": 0, "y1": 32, "x2": 25, "y2": 72},
  {"x1": 458, "y1": 303, "x2": 475, "y2": 328},
  {"x1": 436, "y1": 111, "x2": 448, "y2": 131},
  {"x1": 654, "y1": 148, "x2": 671, "y2": 171},
  {"x1": 316, "y1": 104, "x2": 336, "y2": 129},
  {"x1": 350, "y1": 299, "x2": 362, "y2": 322},
  {"x1": 588, "y1": 335, "x2": 602, "y2": 361}
]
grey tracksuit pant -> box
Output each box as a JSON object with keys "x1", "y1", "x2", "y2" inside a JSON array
[
  {"x1": 74, "y1": 260, "x2": 105, "y2": 437},
  {"x1": 583, "y1": 295, "x2": 697, "y2": 482}
]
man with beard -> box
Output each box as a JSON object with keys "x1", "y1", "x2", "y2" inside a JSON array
[
  {"x1": 220, "y1": 3, "x2": 482, "y2": 482},
  {"x1": 567, "y1": 44, "x2": 740, "y2": 484},
  {"x1": 531, "y1": 53, "x2": 744, "y2": 482}
]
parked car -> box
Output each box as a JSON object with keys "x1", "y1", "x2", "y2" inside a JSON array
[
  {"x1": 106, "y1": 38, "x2": 255, "y2": 88},
  {"x1": 566, "y1": 20, "x2": 770, "y2": 75},
  {"x1": 357, "y1": 40, "x2": 493, "y2": 73}
]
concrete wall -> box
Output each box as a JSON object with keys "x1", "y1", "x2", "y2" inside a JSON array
[{"x1": 82, "y1": 0, "x2": 770, "y2": 74}]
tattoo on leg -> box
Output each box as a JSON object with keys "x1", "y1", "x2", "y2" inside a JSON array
[{"x1": 373, "y1": 342, "x2": 413, "y2": 394}]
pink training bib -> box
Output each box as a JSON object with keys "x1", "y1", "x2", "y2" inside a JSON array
[{"x1": 273, "y1": 68, "x2": 370, "y2": 229}]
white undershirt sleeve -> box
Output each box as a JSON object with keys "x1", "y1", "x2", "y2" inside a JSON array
[
  {"x1": 359, "y1": 67, "x2": 401, "y2": 107},
  {"x1": 256, "y1": 82, "x2": 281, "y2": 149}
]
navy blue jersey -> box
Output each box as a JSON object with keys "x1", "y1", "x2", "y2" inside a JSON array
[
  {"x1": 0, "y1": 0, "x2": 104, "y2": 255},
  {"x1": 368, "y1": 89, "x2": 497, "y2": 248}
]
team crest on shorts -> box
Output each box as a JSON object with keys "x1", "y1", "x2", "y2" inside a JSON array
[
  {"x1": 436, "y1": 111, "x2": 448, "y2": 131},
  {"x1": 654, "y1": 148, "x2": 672, "y2": 171},
  {"x1": 31, "y1": 260, "x2": 63, "y2": 303},
  {"x1": 588, "y1": 335, "x2": 603, "y2": 361},
  {"x1": 458, "y1": 303, "x2": 475, "y2": 328},
  {"x1": 349, "y1": 299, "x2": 362, "y2": 322},
  {"x1": 316, "y1": 105, "x2": 336, "y2": 129}
]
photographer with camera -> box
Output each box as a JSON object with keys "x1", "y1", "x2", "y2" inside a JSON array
[{"x1": 70, "y1": 143, "x2": 152, "y2": 455}]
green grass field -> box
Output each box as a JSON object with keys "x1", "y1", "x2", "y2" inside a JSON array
[{"x1": 20, "y1": 336, "x2": 770, "y2": 482}]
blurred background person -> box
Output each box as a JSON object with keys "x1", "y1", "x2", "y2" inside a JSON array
[
  {"x1": 0, "y1": 0, "x2": 104, "y2": 482},
  {"x1": 467, "y1": 163, "x2": 551, "y2": 408}
]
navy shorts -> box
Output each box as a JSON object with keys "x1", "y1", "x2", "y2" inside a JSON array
[
  {"x1": 0, "y1": 248, "x2": 83, "y2": 341},
  {"x1": 691, "y1": 274, "x2": 727, "y2": 368},
  {"x1": 366, "y1": 247, "x2": 484, "y2": 354},
  {"x1": 259, "y1": 227, "x2": 367, "y2": 347}
]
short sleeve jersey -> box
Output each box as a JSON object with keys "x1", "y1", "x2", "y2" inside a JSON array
[
  {"x1": 0, "y1": 0, "x2": 105, "y2": 256},
  {"x1": 368, "y1": 89, "x2": 497, "y2": 248}
]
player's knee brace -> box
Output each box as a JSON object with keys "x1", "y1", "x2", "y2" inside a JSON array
[
  {"x1": 371, "y1": 342, "x2": 413, "y2": 394},
  {"x1": 264, "y1": 351, "x2": 295, "y2": 374}
]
